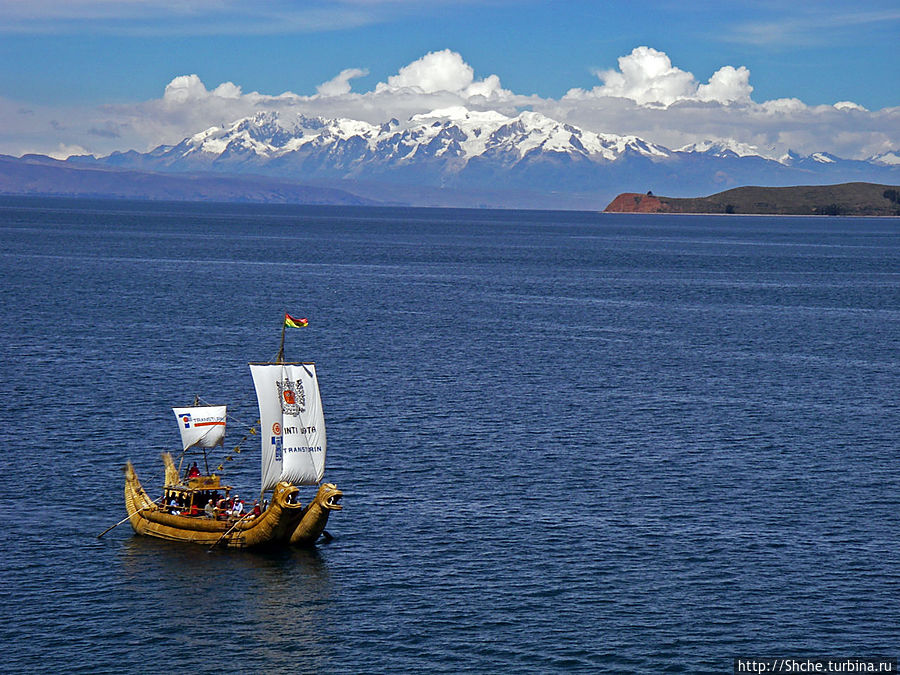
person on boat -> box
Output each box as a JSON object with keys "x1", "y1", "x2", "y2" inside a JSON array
[
  {"x1": 204, "y1": 499, "x2": 216, "y2": 518},
  {"x1": 188, "y1": 501, "x2": 199, "y2": 516},
  {"x1": 232, "y1": 498, "x2": 244, "y2": 517},
  {"x1": 168, "y1": 497, "x2": 180, "y2": 516},
  {"x1": 251, "y1": 500, "x2": 261, "y2": 518},
  {"x1": 216, "y1": 497, "x2": 227, "y2": 519},
  {"x1": 187, "y1": 462, "x2": 200, "y2": 479}
]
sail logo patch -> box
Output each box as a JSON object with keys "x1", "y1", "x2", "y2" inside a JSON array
[
  {"x1": 180, "y1": 413, "x2": 192, "y2": 429},
  {"x1": 271, "y1": 435, "x2": 283, "y2": 462},
  {"x1": 276, "y1": 379, "x2": 306, "y2": 415}
]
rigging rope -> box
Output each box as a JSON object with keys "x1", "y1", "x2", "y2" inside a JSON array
[{"x1": 193, "y1": 394, "x2": 260, "y2": 474}]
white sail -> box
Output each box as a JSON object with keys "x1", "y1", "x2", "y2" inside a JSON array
[
  {"x1": 172, "y1": 405, "x2": 227, "y2": 451},
  {"x1": 250, "y1": 363, "x2": 327, "y2": 491}
]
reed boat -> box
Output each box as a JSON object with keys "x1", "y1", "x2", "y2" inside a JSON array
[
  {"x1": 124, "y1": 459, "x2": 343, "y2": 548},
  {"x1": 122, "y1": 317, "x2": 343, "y2": 549}
]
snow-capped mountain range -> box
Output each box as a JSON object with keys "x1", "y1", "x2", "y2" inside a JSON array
[
  {"x1": 96, "y1": 107, "x2": 671, "y2": 170},
  {"x1": 66, "y1": 107, "x2": 899, "y2": 208}
]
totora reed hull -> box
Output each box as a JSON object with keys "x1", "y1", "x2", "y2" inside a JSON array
[{"x1": 124, "y1": 461, "x2": 342, "y2": 549}]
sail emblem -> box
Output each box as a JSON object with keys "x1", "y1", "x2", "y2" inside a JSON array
[
  {"x1": 271, "y1": 435, "x2": 283, "y2": 461},
  {"x1": 277, "y1": 379, "x2": 306, "y2": 415}
]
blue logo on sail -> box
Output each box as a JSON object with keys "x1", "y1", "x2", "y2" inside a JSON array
[
  {"x1": 181, "y1": 413, "x2": 192, "y2": 429},
  {"x1": 271, "y1": 435, "x2": 283, "y2": 462}
]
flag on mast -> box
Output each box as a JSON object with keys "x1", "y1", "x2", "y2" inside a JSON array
[{"x1": 284, "y1": 313, "x2": 308, "y2": 328}]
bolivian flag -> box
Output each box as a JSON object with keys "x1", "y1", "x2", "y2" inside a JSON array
[{"x1": 284, "y1": 313, "x2": 309, "y2": 328}]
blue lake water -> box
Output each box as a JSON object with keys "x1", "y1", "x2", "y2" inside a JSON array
[{"x1": 1, "y1": 197, "x2": 898, "y2": 673}]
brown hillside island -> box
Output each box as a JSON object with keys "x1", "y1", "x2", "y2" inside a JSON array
[
  {"x1": 603, "y1": 183, "x2": 900, "y2": 216},
  {"x1": 605, "y1": 192, "x2": 671, "y2": 213}
]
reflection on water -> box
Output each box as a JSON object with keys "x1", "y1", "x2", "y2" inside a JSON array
[{"x1": 117, "y1": 536, "x2": 333, "y2": 670}]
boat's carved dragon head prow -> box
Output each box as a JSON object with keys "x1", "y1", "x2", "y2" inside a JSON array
[
  {"x1": 270, "y1": 481, "x2": 342, "y2": 511},
  {"x1": 271, "y1": 481, "x2": 301, "y2": 508},
  {"x1": 315, "y1": 483, "x2": 344, "y2": 511},
  {"x1": 288, "y1": 482, "x2": 343, "y2": 546}
]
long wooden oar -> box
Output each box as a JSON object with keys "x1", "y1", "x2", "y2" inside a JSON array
[
  {"x1": 208, "y1": 511, "x2": 254, "y2": 551},
  {"x1": 97, "y1": 497, "x2": 162, "y2": 538}
]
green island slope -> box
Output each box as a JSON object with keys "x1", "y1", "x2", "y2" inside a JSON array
[{"x1": 604, "y1": 182, "x2": 900, "y2": 216}]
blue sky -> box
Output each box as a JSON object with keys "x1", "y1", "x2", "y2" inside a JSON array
[{"x1": 1, "y1": 0, "x2": 897, "y2": 159}]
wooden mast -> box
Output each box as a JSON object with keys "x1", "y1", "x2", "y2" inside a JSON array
[
  {"x1": 264, "y1": 312, "x2": 288, "y2": 505},
  {"x1": 276, "y1": 313, "x2": 286, "y2": 364},
  {"x1": 194, "y1": 395, "x2": 211, "y2": 475}
]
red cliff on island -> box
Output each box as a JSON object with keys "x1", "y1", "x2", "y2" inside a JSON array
[{"x1": 604, "y1": 192, "x2": 671, "y2": 213}]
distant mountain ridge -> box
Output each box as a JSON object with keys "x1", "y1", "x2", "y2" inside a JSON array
[
  {"x1": 0, "y1": 153, "x2": 377, "y2": 205},
  {"x1": 5, "y1": 107, "x2": 900, "y2": 209}
]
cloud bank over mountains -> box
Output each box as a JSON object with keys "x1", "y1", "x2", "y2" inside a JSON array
[{"x1": 4, "y1": 46, "x2": 898, "y2": 162}]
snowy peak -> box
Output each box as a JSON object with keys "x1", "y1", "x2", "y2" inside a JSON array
[
  {"x1": 869, "y1": 151, "x2": 900, "y2": 166},
  {"x1": 182, "y1": 112, "x2": 377, "y2": 159},
  {"x1": 164, "y1": 107, "x2": 672, "y2": 169},
  {"x1": 400, "y1": 107, "x2": 672, "y2": 162},
  {"x1": 677, "y1": 141, "x2": 863, "y2": 166},
  {"x1": 409, "y1": 106, "x2": 508, "y2": 126},
  {"x1": 678, "y1": 139, "x2": 775, "y2": 160},
  {"x1": 479, "y1": 110, "x2": 669, "y2": 161},
  {"x1": 811, "y1": 152, "x2": 839, "y2": 164}
]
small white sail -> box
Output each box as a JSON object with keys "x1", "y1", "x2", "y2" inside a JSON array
[
  {"x1": 250, "y1": 363, "x2": 327, "y2": 492},
  {"x1": 172, "y1": 405, "x2": 227, "y2": 451}
]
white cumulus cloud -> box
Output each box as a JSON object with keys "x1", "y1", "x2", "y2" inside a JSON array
[
  {"x1": 162, "y1": 75, "x2": 250, "y2": 104},
  {"x1": 833, "y1": 100, "x2": 868, "y2": 111},
  {"x1": 47, "y1": 142, "x2": 89, "y2": 159},
  {"x1": 375, "y1": 49, "x2": 508, "y2": 99},
  {"x1": 163, "y1": 75, "x2": 212, "y2": 104},
  {"x1": 567, "y1": 46, "x2": 752, "y2": 107},
  {"x1": 697, "y1": 65, "x2": 753, "y2": 104},
  {"x1": 377, "y1": 49, "x2": 473, "y2": 93},
  {"x1": 761, "y1": 98, "x2": 807, "y2": 114},
  {"x1": 587, "y1": 46, "x2": 696, "y2": 105},
  {"x1": 316, "y1": 68, "x2": 369, "y2": 97},
  {"x1": 212, "y1": 81, "x2": 243, "y2": 99}
]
